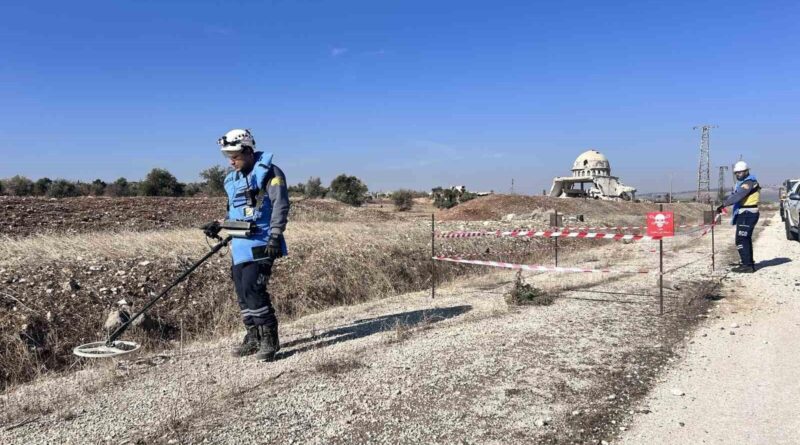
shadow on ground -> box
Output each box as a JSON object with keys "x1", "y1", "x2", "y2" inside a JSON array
[
  {"x1": 277, "y1": 305, "x2": 472, "y2": 360},
  {"x1": 757, "y1": 257, "x2": 791, "y2": 270}
]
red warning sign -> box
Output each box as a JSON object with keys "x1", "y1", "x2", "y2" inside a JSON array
[{"x1": 646, "y1": 212, "x2": 675, "y2": 237}]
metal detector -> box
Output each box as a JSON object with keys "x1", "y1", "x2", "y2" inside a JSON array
[{"x1": 74, "y1": 228, "x2": 232, "y2": 359}]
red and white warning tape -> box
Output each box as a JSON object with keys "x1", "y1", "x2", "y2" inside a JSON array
[
  {"x1": 438, "y1": 216, "x2": 723, "y2": 240},
  {"x1": 555, "y1": 223, "x2": 714, "y2": 232},
  {"x1": 438, "y1": 230, "x2": 663, "y2": 241},
  {"x1": 433, "y1": 256, "x2": 654, "y2": 274}
]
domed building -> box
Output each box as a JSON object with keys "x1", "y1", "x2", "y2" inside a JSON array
[{"x1": 550, "y1": 150, "x2": 637, "y2": 200}]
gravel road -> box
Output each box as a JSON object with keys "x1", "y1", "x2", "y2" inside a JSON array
[{"x1": 620, "y1": 212, "x2": 800, "y2": 444}]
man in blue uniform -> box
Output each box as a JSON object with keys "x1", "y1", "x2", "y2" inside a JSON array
[
  {"x1": 717, "y1": 161, "x2": 760, "y2": 273},
  {"x1": 216, "y1": 128, "x2": 289, "y2": 361}
]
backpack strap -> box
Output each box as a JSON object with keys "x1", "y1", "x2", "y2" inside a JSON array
[{"x1": 254, "y1": 162, "x2": 275, "y2": 212}]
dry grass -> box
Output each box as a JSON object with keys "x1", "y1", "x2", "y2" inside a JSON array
[
  {"x1": 0, "y1": 230, "x2": 202, "y2": 266},
  {"x1": 0, "y1": 220, "x2": 440, "y2": 266}
]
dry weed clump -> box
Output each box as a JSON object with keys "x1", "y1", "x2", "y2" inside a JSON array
[
  {"x1": 384, "y1": 319, "x2": 413, "y2": 344},
  {"x1": 314, "y1": 353, "x2": 365, "y2": 376},
  {"x1": 505, "y1": 271, "x2": 556, "y2": 306}
]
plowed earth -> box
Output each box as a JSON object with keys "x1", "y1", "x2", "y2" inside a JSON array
[
  {"x1": 0, "y1": 196, "x2": 224, "y2": 238},
  {"x1": 0, "y1": 196, "x2": 397, "y2": 238}
]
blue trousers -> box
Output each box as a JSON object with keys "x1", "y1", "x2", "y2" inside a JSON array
[
  {"x1": 231, "y1": 260, "x2": 278, "y2": 327},
  {"x1": 734, "y1": 212, "x2": 759, "y2": 266}
]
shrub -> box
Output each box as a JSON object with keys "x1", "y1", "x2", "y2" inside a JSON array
[
  {"x1": 304, "y1": 177, "x2": 326, "y2": 198},
  {"x1": 74, "y1": 181, "x2": 94, "y2": 196},
  {"x1": 460, "y1": 191, "x2": 477, "y2": 204},
  {"x1": 392, "y1": 189, "x2": 415, "y2": 211},
  {"x1": 288, "y1": 183, "x2": 305, "y2": 196},
  {"x1": 47, "y1": 179, "x2": 80, "y2": 198},
  {"x1": 90, "y1": 179, "x2": 107, "y2": 196},
  {"x1": 431, "y1": 187, "x2": 458, "y2": 209},
  {"x1": 140, "y1": 168, "x2": 184, "y2": 197},
  {"x1": 432, "y1": 187, "x2": 477, "y2": 209},
  {"x1": 329, "y1": 174, "x2": 367, "y2": 206},
  {"x1": 200, "y1": 165, "x2": 228, "y2": 196},
  {"x1": 0, "y1": 179, "x2": 4, "y2": 195},
  {"x1": 127, "y1": 181, "x2": 141, "y2": 196},
  {"x1": 5, "y1": 175, "x2": 34, "y2": 196},
  {"x1": 505, "y1": 271, "x2": 555, "y2": 306},
  {"x1": 33, "y1": 178, "x2": 53, "y2": 196},
  {"x1": 105, "y1": 177, "x2": 131, "y2": 197},
  {"x1": 183, "y1": 183, "x2": 202, "y2": 196}
]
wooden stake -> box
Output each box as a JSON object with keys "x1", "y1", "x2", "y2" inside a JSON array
[{"x1": 431, "y1": 213, "x2": 436, "y2": 299}]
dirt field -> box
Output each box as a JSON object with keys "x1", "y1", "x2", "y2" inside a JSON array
[
  {"x1": 436, "y1": 194, "x2": 708, "y2": 228},
  {"x1": 0, "y1": 195, "x2": 738, "y2": 444},
  {"x1": 0, "y1": 196, "x2": 399, "y2": 238}
]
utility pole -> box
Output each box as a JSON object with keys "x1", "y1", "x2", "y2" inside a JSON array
[
  {"x1": 717, "y1": 166, "x2": 729, "y2": 204},
  {"x1": 669, "y1": 173, "x2": 673, "y2": 203},
  {"x1": 510, "y1": 178, "x2": 515, "y2": 195},
  {"x1": 693, "y1": 124, "x2": 717, "y2": 203}
]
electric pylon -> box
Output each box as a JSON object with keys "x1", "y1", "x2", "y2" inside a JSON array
[{"x1": 693, "y1": 124, "x2": 717, "y2": 203}]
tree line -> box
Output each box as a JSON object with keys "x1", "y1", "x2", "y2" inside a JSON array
[
  {"x1": 0, "y1": 167, "x2": 474, "y2": 211},
  {"x1": 0, "y1": 167, "x2": 377, "y2": 207},
  {"x1": 0, "y1": 167, "x2": 225, "y2": 198}
]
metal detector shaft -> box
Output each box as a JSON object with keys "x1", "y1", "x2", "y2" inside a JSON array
[{"x1": 107, "y1": 236, "x2": 232, "y2": 344}]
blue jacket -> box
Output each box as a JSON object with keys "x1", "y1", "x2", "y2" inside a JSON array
[
  {"x1": 224, "y1": 151, "x2": 289, "y2": 264},
  {"x1": 723, "y1": 174, "x2": 760, "y2": 225}
]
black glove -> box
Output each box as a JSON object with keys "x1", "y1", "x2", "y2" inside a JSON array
[
  {"x1": 266, "y1": 234, "x2": 284, "y2": 259},
  {"x1": 716, "y1": 205, "x2": 725, "y2": 214},
  {"x1": 201, "y1": 221, "x2": 222, "y2": 240}
]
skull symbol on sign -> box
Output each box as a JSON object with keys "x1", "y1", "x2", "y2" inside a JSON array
[{"x1": 654, "y1": 213, "x2": 666, "y2": 228}]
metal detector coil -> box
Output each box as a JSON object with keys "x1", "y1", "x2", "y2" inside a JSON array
[{"x1": 74, "y1": 340, "x2": 140, "y2": 358}]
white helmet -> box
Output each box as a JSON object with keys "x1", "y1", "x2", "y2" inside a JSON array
[
  {"x1": 217, "y1": 129, "x2": 255, "y2": 156},
  {"x1": 733, "y1": 161, "x2": 749, "y2": 173}
]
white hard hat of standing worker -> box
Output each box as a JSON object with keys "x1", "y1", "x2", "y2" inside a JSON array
[
  {"x1": 733, "y1": 161, "x2": 749, "y2": 173},
  {"x1": 217, "y1": 129, "x2": 255, "y2": 157}
]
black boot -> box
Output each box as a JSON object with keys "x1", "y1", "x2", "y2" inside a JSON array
[
  {"x1": 255, "y1": 324, "x2": 280, "y2": 362},
  {"x1": 732, "y1": 264, "x2": 756, "y2": 273},
  {"x1": 231, "y1": 325, "x2": 260, "y2": 357}
]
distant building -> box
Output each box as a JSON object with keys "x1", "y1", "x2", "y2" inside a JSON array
[{"x1": 549, "y1": 150, "x2": 637, "y2": 201}]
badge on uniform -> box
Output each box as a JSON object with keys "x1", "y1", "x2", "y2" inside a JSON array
[{"x1": 244, "y1": 207, "x2": 254, "y2": 217}]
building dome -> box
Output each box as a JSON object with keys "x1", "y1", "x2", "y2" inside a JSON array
[{"x1": 572, "y1": 149, "x2": 611, "y2": 177}]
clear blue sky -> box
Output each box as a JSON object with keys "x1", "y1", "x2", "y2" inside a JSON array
[{"x1": 1, "y1": 0, "x2": 797, "y2": 194}]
